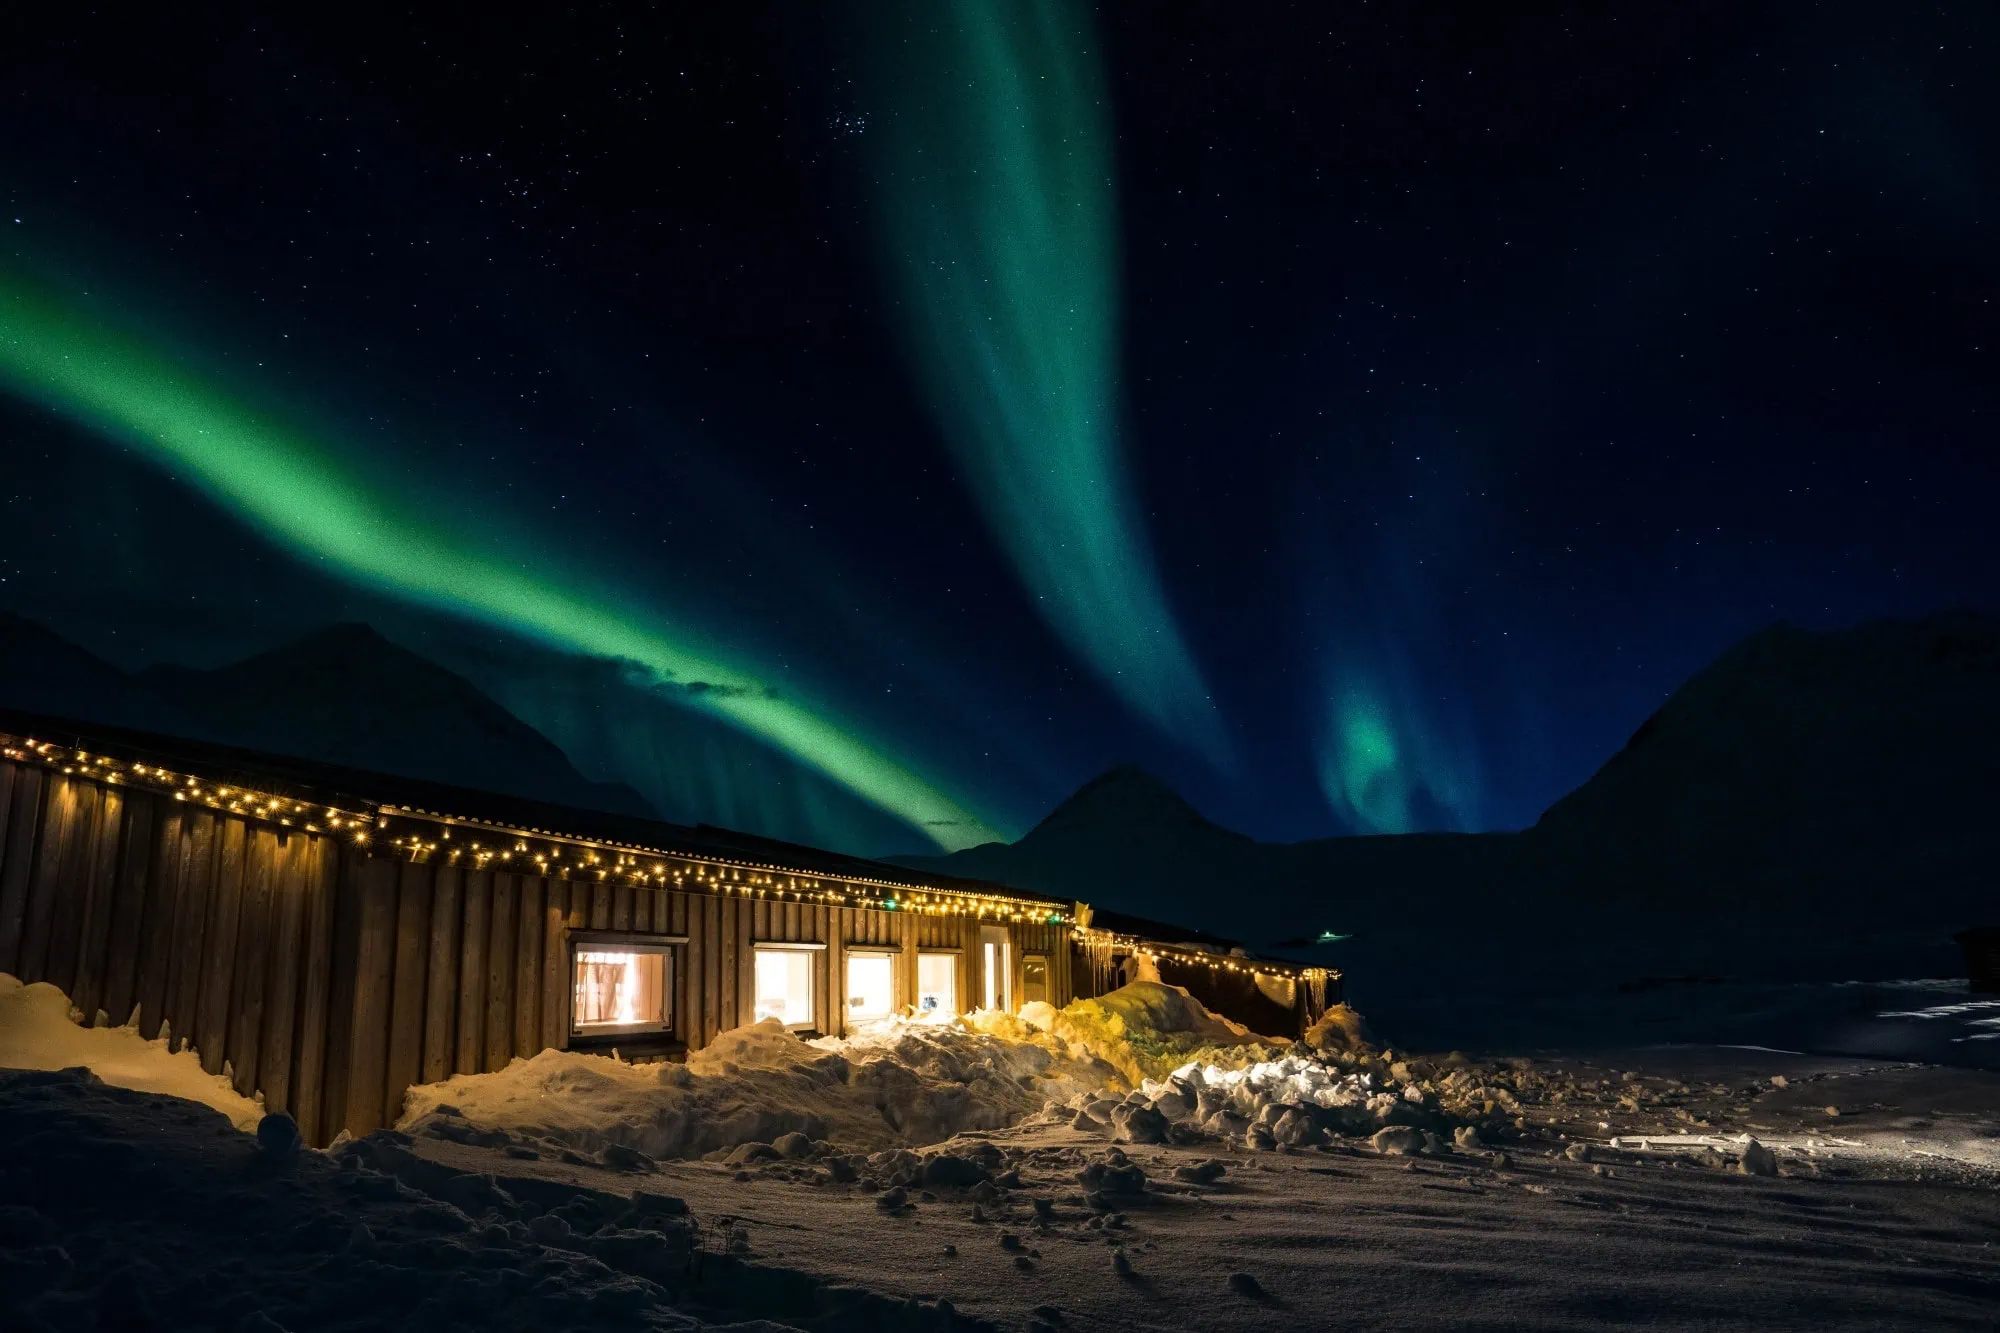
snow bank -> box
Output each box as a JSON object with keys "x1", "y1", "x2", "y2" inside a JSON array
[
  {"x1": 400, "y1": 1013, "x2": 1121, "y2": 1159},
  {"x1": 973, "y1": 980, "x2": 1295, "y2": 1085},
  {"x1": 0, "y1": 973, "x2": 262, "y2": 1131}
]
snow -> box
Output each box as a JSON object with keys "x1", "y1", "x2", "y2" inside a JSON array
[
  {"x1": 399, "y1": 1011, "x2": 1124, "y2": 1159},
  {"x1": 972, "y1": 980, "x2": 1295, "y2": 1086},
  {"x1": 396, "y1": 982, "x2": 1314, "y2": 1163},
  {"x1": 0, "y1": 1065, "x2": 968, "y2": 1331},
  {"x1": 0, "y1": 973, "x2": 262, "y2": 1131},
  {"x1": 10, "y1": 1004, "x2": 2000, "y2": 1330}
]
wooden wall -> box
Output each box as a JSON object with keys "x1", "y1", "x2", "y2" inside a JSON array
[
  {"x1": 0, "y1": 762, "x2": 342, "y2": 1142},
  {"x1": 0, "y1": 757, "x2": 1083, "y2": 1147}
]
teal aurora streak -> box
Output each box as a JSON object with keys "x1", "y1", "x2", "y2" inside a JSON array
[
  {"x1": 1318, "y1": 681, "x2": 1478, "y2": 835},
  {"x1": 0, "y1": 271, "x2": 1003, "y2": 850},
  {"x1": 861, "y1": 1, "x2": 1222, "y2": 751}
]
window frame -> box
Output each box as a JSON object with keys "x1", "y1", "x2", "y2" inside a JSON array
[
  {"x1": 979, "y1": 924, "x2": 1013, "y2": 1013},
  {"x1": 915, "y1": 947, "x2": 961, "y2": 1019},
  {"x1": 1021, "y1": 952, "x2": 1050, "y2": 1006},
  {"x1": 567, "y1": 930, "x2": 687, "y2": 1041},
  {"x1": 842, "y1": 947, "x2": 900, "y2": 1025},
  {"x1": 751, "y1": 941, "x2": 824, "y2": 1031}
]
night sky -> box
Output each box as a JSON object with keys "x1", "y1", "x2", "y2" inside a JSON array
[{"x1": 1, "y1": 2, "x2": 1993, "y2": 856}]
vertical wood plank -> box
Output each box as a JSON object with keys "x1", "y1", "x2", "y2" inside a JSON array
[
  {"x1": 195, "y1": 818, "x2": 247, "y2": 1075},
  {"x1": 683, "y1": 892, "x2": 705, "y2": 1047},
  {"x1": 513, "y1": 875, "x2": 542, "y2": 1058},
  {"x1": 42, "y1": 779, "x2": 102, "y2": 995},
  {"x1": 740, "y1": 898, "x2": 757, "y2": 1025},
  {"x1": 484, "y1": 873, "x2": 517, "y2": 1072},
  {"x1": 630, "y1": 884, "x2": 651, "y2": 934},
  {"x1": 21, "y1": 776, "x2": 83, "y2": 984},
  {"x1": 0, "y1": 763, "x2": 15, "y2": 894},
  {"x1": 163, "y1": 812, "x2": 216, "y2": 1051},
  {"x1": 70, "y1": 785, "x2": 124, "y2": 1020},
  {"x1": 712, "y1": 892, "x2": 728, "y2": 1040},
  {"x1": 719, "y1": 895, "x2": 739, "y2": 1032},
  {"x1": 901, "y1": 913, "x2": 919, "y2": 1018},
  {"x1": 258, "y1": 833, "x2": 309, "y2": 1116},
  {"x1": 590, "y1": 882, "x2": 610, "y2": 930},
  {"x1": 384, "y1": 859, "x2": 433, "y2": 1122},
  {"x1": 421, "y1": 866, "x2": 461, "y2": 1084},
  {"x1": 611, "y1": 881, "x2": 632, "y2": 932},
  {"x1": 320, "y1": 848, "x2": 362, "y2": 1144},
  {"x1": 0, "y1": 765, "x2": 45, "y2": 975},
  {"x1": 225, "y1": 826, "x2": 279, "y2": 1094},
  {"x1": 292, "y1": 837, "x2": 336, "y2": 1145},
  {"x1": 540, "y1": 879, "x2": 567, "y2": 1050},
  {"x1": 341, "y1": 855, "x2": 399, "y2": 1138},
  {"x1": 133, "y1": 802, "x2": 186, "y2": 1040},
  {"x1": 455, "y1": 870, "x2": 491, "y2": 1075},
  {"x1": 100, "y1": 795, "x2": 155, "y2": 1027},
  {"x1": 817, "y1": 905, "x2": 835, "y2": 1035}
]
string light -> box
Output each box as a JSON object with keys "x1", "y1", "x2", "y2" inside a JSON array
[
  {"x1": 1071, "y1": 925, "x2": 1335, "y2": 986},
  {"x1": 0, "y1": 728, "x2": 1072, "y2": 923}
]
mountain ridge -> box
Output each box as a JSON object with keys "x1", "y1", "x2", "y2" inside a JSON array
[
  {"x1": 1, "y1": 616, "x2": 653, "y2": 819},
  {"x1": 896, "y1": 611, "x2": 2000, "y2": 1013}
]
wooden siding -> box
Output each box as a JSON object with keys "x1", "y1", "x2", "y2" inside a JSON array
[{"x1": 0, "y1": 755, "x2": 1090, "y2": 1146}]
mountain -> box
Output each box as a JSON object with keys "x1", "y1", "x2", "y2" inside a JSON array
[
  {"x1": 1, "y1": 617, "x2": 653, "y2": 819},
  {"x1": 0, "y1": 612, "x2": 181, "y2": 732},
  {"x1": 1534, "y1": 613, "x2": 2000, "y2": 890},
  {"x1": 899, "y1": 613, "x2": 2000, "y2": 1044},
  {"x1": 898, "y1": 764, "x2": 1256, "y2": 910}
]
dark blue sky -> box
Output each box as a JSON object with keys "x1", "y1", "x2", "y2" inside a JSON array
[{"x1": 1, "y1": 2, "x2": 1993, "y2": 854}]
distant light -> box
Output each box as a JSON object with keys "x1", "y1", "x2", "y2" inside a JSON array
[{"x1": 1317, "y1": 930, "x2": 1351, "y2": 944}]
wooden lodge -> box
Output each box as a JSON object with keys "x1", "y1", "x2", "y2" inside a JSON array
[{"x1": 0, "y1": 710, "x2": 1334, "y2": 1146}]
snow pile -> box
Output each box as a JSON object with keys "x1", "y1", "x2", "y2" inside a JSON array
[
  {"x1": 972, "y1": 981, "x2": 1295, "y2": 1086},
  {"x1": 0, "y1": 973, "x2": 262, "y2": 1131},
  {"x1": 1, "y1": 1066, "x2": 983, "y2": 1332},
  {"x1": 400, "y1": 1013, "x2": 1122, "y2": 1159},
  {"x1": 1049, "y1": 1052, "x2": 1448, "y2": 1150}
]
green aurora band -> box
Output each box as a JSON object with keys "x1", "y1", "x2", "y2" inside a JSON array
[
  {"x1": 0, "y1": 270, "x2": 1002, "y2": 850},
  {"x1": 1317, "y1": 680, "x2": 1477, "y2": 835},
  {"x1": 860, "y1": 1, "x2": 1222, "y2": 750}
]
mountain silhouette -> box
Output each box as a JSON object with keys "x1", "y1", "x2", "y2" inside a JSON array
[
  {"x1": 1, "y1": 617, "x2": 652, "y2": 818},
  {"x1": 900, "y1": 613, "x2": 2000, "y2": 1044}
]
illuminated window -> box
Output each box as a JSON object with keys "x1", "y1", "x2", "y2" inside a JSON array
[
  {"x1": 1022, "y1": 955, "x2": 1049, "y2": 1006},
  {"x1": 916, "y1": 951, "x2": 957, "y2": 1017},
  {"x1": 754, "y1": 947, "x2": 816, "y2": 1028},
  {"x1": 571, "y1": 944, "x2": 671, "y2": 1035},
  {"x1": 845, "y1": 952, "x2": 896, "y2": 1023},
  {"x1": 981, "y1": 925, "x2": 1012, "y2": 1012}
]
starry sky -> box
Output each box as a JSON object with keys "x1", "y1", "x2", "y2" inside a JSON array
[{"x1": 0, "y1": 2, "x2": 1993, "y2": 856}]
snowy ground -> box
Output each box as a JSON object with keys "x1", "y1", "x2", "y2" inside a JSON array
[{"x1": 7, "y1": 975, "x2": 2000, "y2": 1329}]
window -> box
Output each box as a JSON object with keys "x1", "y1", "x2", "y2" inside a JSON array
[
  {"x1": 980, "y1": 925, "x2": 1012, "y2": 1012},
  {"x1": 916, "y1": 951, "x2": 957, "y2": 1018},
  {"x1": 845, "y1": 952, "x2": 896, "y2": 1023},
  {"x1": 1022, "y1": 955, "x2": 1049, "y2": 1006},
  {"x1": 571, "y1": 944, "x2": 672, "y2": 1036},
  {"x1": 754, "y1": 946, "x2": 816, "y2": 1027}
]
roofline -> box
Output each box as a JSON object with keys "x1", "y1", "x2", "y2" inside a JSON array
[{"x1": 0, "y1": 708, "x2": 1069, "y2": 922}]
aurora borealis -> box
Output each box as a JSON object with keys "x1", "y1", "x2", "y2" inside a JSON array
[
  {"x1": 853, "y1": 1, "x2": 1221, "y2": 752},
  {"x1": 0, "y1": 267, "x2": 1001, "y2": 849},
  {"x1": 1, "y1": 3, "x2": 1994, "y2": 856}
]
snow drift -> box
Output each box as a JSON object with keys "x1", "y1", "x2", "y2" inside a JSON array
[
  {"x1": 0, "y1": 973, "x2": 262, "y2": 1131},
  {"x1": 395, "y1": 981, "x2": 1313, "y2": 1160},
  {"x1": 399, "y1": 1011, "x2": 1124, "y2": 1159}
]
